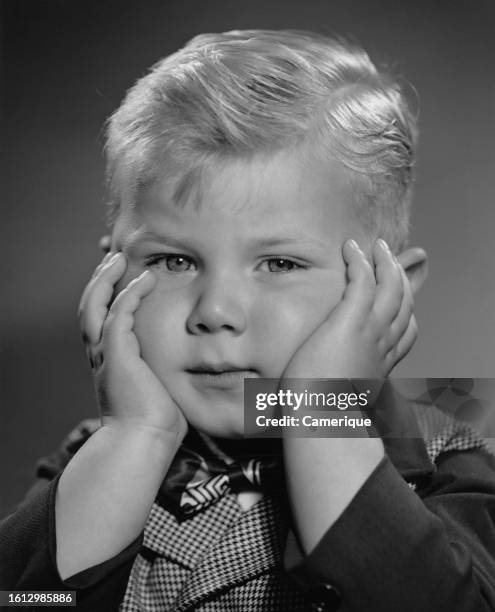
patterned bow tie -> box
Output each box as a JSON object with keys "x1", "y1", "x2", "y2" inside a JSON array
[{"x1": 156, "y1": 429, "x2": 284, "y2": 520}]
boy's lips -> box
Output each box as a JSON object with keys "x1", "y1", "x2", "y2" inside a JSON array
[
  {"x1": 186, "y1": 363, "x2": 259, "y2": 389},
  {"x1": 187, "y1": 361, "x2": 256, "y2": 374}
]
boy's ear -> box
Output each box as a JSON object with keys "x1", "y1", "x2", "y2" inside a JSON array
[
  {"x1": 98, "y1": 235, "x2": 112, "y2": 254},
  {"x1": 396, "y1": 247, "x2": 428, "y2": 295}
]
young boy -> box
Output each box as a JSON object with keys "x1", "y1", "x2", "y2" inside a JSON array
[{"x1": 2, "y1": 29, "x2": 495, "y2": 611}]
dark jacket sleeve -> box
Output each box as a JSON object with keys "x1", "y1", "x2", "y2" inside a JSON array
[
  {"x1": 290, "y1": 448, "x2": 495, "y2": 612},
  {"x1": 0, "y1": 474, "x2": 142, "y2": 610},
  {"x1": 0, "y1": 420, "x2": 143, "y2": 611}
]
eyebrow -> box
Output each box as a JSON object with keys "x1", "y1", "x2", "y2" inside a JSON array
[
  {"x1": 249, "y1": 234, "x2": 328, "y2": 250},
  {"x1": 122, "y1": 230, "x2": 188, "y2": 250},
  {"x1": 123, "y1": 229, "x2": 328, "y2": 252}
]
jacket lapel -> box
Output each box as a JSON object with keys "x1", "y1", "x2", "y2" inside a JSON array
[
  {"x1": 175, "y1": 494, "x2": 289, "y2": 611},
  {"x1": 143, "y1": 494, "x2": 242, "y2": 569}
]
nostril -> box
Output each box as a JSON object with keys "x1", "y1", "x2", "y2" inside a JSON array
[
  {"x1": 193, "y1": 322, "x2": 237, "y2": 334},
  {"x1": 186, "y1": 304, "x2": 247, "y2": 335}
]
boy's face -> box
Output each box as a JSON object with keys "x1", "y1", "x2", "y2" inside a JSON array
[{"x1": 112, "y1": 150, "x2": 370, "y2": 437}]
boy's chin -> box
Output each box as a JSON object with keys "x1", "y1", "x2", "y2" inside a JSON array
[{"x1": 171, "y1": 389, "x2": 243, "y2": 437}]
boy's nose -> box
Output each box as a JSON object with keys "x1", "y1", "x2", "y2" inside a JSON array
[{"x1": 186, "y1": 278, "x2": 248, "y2": 335}]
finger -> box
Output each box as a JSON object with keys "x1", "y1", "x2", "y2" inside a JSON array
[
  {"x1": 372, "y1": 239, "x2": 403, "y2": 323},
  {"x1": 79, "y1": 253, "x2": 126, "y2": 345},
  {"x1": 86, "y1": 344, "x2": 104, "y2": 371},
  {"x1": 103, "y1": 270, "x2": 157, "y2": 357},
  {"x1": 79, "y1": 251, "x2": 124, "y2": 325},
  {"x1": 79, "y1": 253, "x2": 117, "y2": 321},
  {"x1": 387, "y1": 313, "x2": 418, "y2": 370},
  {"x1": 388, "y1": 265, "x2": 415, "y2": 341},
  {"x1": 90, "y1": 251, "x2": 116, "y2": 280},
  {"x1": 338, "y1": 239, "x2": 376, "y2": 317}
]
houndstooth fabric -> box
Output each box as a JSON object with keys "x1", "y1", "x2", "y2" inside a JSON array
[
  {"x1": 412, "y1": 403, "x2": 490, "y2": 462},
  {"x1": 120, "y1": 491, "x2": 317, "y2": 611},
  {"x1": 119, "y1": 405, "x2": 492, "y2": 612},
  {"x1": 426, "y1": 424, "x2": 488, "y2": 461}
]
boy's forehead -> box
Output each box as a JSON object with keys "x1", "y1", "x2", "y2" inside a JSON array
[
  {"x1": 158, "y1": 151, "x2": 349, "y2": 209},
  {"x1": 153, "y1": 152, "x2": 309, "y2": 212},
  {"x1": 114, "y1": 150, "x2": 361, "y2": 245}
]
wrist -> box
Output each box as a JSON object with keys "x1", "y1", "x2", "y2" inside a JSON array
[
  {"x1": 100, "y1": 417, "x2": 187, "y2": 457},
  {"x1": 283, "y1": 437, "x2": 384, "y2": 554}
]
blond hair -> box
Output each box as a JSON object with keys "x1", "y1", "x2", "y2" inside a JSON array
[{"x1": 106, "y1": 29, "x2": 417, "y2": 251}]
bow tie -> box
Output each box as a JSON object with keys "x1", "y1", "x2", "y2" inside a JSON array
[{"x1": 156, "y1": 429, "x2": 284, "y2": 520}]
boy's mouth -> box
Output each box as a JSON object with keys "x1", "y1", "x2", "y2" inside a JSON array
[
  {"x1": 187, "y1": 361, "x2": 255, "y2": 374},
  {"x1": 186, "y1": 363, "x2": 258, "y2": 389}
]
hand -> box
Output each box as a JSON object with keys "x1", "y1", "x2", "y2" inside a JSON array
[
  {"x1": 78, "y1": 252, "x2": 188, "y2": 440},
  {"x1": 282, "y1": 239, "x2": 417, "y2": 380}
]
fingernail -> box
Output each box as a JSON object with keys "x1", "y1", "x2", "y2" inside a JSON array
[
  {"x1": 348, "y1": 239, "x2": 359, "y2": 250},
  {"x1": 108, "y1": 252, "x2": 122, "y2": 264},
  {"x1": 378, "y1": 239, "x2": 390, "y2": 252},
  {"x1": 130, "y1": 270, "x2": 150, "y2": 284}
]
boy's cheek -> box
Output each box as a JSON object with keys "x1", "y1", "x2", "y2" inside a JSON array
[
  {"x1": 132, "y1": 290, "x2": 186, "y2": 341},
  {"x1": 276, "y1": 276, "x2": 346, "y2": 330},
  {"x1": 261, "y1": 285, "x2": 345, "y2": 354}
]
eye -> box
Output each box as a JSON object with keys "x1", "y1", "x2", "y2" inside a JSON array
[
  {"x1": 262, "y1": 258, "x2": 302, "y2": 273},
  {"x1": 146, "y1": 254, "x2": 196, "y2": 273}
]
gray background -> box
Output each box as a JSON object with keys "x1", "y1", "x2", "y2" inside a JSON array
[{"x1": 2, "y1": 0, "x2": 495, "y2": 516}]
